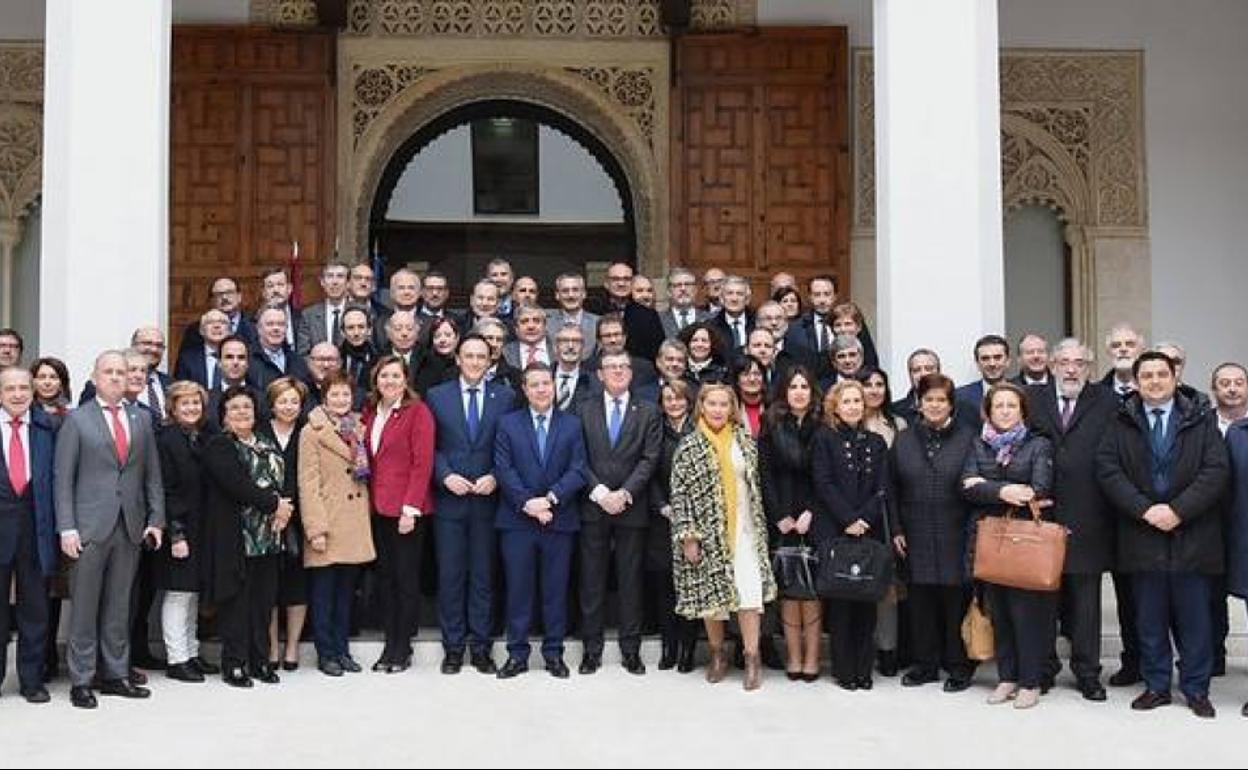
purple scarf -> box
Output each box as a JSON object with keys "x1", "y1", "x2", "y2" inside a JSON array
[{"x1": 981, "y1": 421, "x2": 1028, "y2": 467}]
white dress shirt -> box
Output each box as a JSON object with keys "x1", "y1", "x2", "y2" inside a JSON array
[{"x1": 97, "y1": 398, "x2": 132, "y2": 445}]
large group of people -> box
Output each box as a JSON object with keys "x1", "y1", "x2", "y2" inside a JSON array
[{"x1": 2, "y1": 257, "x2": 1247, "y2": 722}]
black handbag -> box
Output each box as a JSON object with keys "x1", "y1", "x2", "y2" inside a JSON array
[
  {"x1": 816, "y1": 493, "x2": 895, "y2": 602},
  {"x1": 771, "y1": 540, "x2": 819, "y2": 600}
]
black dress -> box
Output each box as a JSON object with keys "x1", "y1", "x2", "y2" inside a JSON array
[{"x1": 258, "y1": 419, "x2": 307, "y2": 607}]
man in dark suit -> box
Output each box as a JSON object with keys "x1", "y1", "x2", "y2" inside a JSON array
[
  {"x1": 1013, "y1": 332, "x2": 1052, "y2": 387},
  {"x1": 892, "y1": 348, "x2": 941, "y2": 426},
  {"x1": 175, "y1": 276, "x2": 258, "y2": 364},
  {"x1": 1100, "y1": 322, "x2": 1145, "y2": 400},
  {"x1": 417, "y1": 270, "x2": 451, "y2": 321},
  {"x1": 1027, "y1": 338, "x2": 1116, "y2": 702},
  {"x1": 427, "y1": 335, "x2": 516, "y2": 676},
  {"x1": 493, "y1": 364, "x2": 588, "y2": 678},
  {"x1": 259, "y1": 266, "x2": 302, "y2": 349},
  {"x1": 456, "y1": 280, "x2": 504, "y2": 339},
  {"x1": 55, "y1": 350, "x2": 165, "y2": 709},
  {"x1": 955, "y1": 334, "x2": 1012, "y2": 429},
  {"x1": 1096, "y1": 351, "x2": 1230, "y2": 719},
  {"x1": 295, "y1": 261, "x2": 351, "y2": 355},
  {"x1": 658, "y1": 268, "x2": 708, "y2": 340},
  {"x1": 596, "y1": 262, "x2": 665, "y2": 363},
  {"x1": 0, "y1": 367, "x2": 58, "y2": 704},
  {"x1": 174, "y1": 309, "x2": 231, "y2": 391},
  {"x1": 590, "y1": 316, "x2": 659, "y2": 404},
  {"x1": 707, "y1": 275, "x2": 756, "y2": 355},
  {"x1": 571, "y1": 351, "x2": 662, "y2": 675},
  {"x1": 551, "y1": 324, "x2": 595, "y2": 412},
  {"x1": 548, "y1": 272, "x2": 600, "y2": 361},
  {"x1": 485, "y1": 258, "x2": 518, "y2": 328},
  {"x1": 247, "y1": 306, "x2": 311, "y2": 397},
  {"x1": 80, "y1": 326, "x2": 173, "y2": 411}
]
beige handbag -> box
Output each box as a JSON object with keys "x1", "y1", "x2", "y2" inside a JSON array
[{"x1": 961, "y1": 597, "x2": 995, "y2": 661}]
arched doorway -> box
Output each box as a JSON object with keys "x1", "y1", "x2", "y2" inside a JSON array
[{"x1": 367, "y1": 98, "x2": 635, "y2": 304}]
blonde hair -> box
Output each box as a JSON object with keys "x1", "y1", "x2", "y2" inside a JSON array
[
  {"x1": 694, "y1": 382, "x2": 741, "y2": 427},
  {"x1": 823, "y1": 379, "x2": 866, "y2": 430},
  {"x1": 165, "y1": 380, "x2": 209, "y2": 428}
]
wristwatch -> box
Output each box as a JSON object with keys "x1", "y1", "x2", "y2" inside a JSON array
[{"x1": 546, "y1": 491, "x2": 559, "y2": 507}]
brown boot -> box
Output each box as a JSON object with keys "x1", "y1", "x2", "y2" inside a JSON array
[
  {"x1": 706, "y1": 646, "x2": 728, "y2": 684},
  {"x1": 744, "y1": 653, "x2": 762, "y2": 691}
]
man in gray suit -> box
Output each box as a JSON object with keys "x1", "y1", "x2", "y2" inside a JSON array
[
  {"x1": 295, "y1": 260, "x2": 351, "y2": 355},
  {"x1": 547, "y1": 272, "x2": 599, "y2": 361},
  {"x1": 56, "y1": 350, "x2": 164, "y2": 708},
  {"x1": 571, "y1": 351, "x2": 662, "y2": 675},
  {"x1": 658, "y1": 267, "x2": 708, "y2": 340}
]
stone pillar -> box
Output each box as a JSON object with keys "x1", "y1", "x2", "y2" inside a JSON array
[
  {"x1": 40, "y1": 0, "x2": 171, "y2": 384},
  {"x1": 873, "y1": 0, "x2": 1004, "y2": 384},
  {"x1": 0, "y1": 218, "x2": 19, "y2": 328}
]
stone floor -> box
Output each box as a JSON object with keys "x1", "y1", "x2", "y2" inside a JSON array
[{"x1": 1, "y1": 640, "x2": 1245, "y2": 767}]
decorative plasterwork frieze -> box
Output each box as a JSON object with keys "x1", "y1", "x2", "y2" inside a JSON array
[{"x1": 0, "y1": 44, "x2": 42, "y2": 222}]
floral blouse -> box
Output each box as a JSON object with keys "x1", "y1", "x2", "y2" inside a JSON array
[{"x1": 233, "y1": 433, "x2": 286, "y2": 558}]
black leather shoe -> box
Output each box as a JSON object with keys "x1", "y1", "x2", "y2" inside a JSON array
[
  {"x1": 658, "y1": 642, "x2": 679, "y2": 670},
  {"x1": 943, "y1": 676, "x2": 972, "y2": 693},
  {"x1": 836, "y1": 677, "x2": 859, "y2": 691},
  {"x1": 441, "y1": 651, "x2": 464, "y2": 675},
  {"x1": 578, "y1": 653, "x2": 601, "y2": 675},
  {"x1": 1078, "y1": 678, "x2": 1107, "y2": 702},
  {"x1": 876, "y1": 650, "x2": 898, "y2": 677},
  {"x1": 471, "y1": 651, "x2": 498, "y2": 675},
  {"x1": 338, "y1": 655, "x2": 362, "y2": 673},
  {"x1": 318, "y1": 658, "x2": 344, "y2": 677},
  {"x1": 496, "y1": 657, "x2": 529, "y2": 679},
  {"x1": 1130, "y1": 690, "x2": 1172, "y2": 710},
  {"x1": 21, "y1": 686, "x2": 50, "y2": 704},
  {"x1": 281, "y1": 659, "x2": 300, "y2": 672},
  {"x1": 622, "y1": 652, "x2": 646, "y2": 675},
  {"x1": 1240, "y1": 700, "x2": 1248, "y2": 718},
  {"x1": 98, "y1": 678, "x2": 151, "y2": 698},
  {"x1": 385, "y1": 655, "x2": 412, "y2": 674},
  {"x1": 1109, "y1": 667, "x2": 1142, "y2": 687},
  {"x1": 546, "y1": 657, "x2": 570, "y2": 678},
  {"x1": 1188, "y1": 695, "x2": 1216, "y2": 719},
  {"x1": 1039, "y1": 676, "x2": 1055, "y2": 695},
  {"x1": 167, "y1": 662, "x2": 205, "y2": 683},
  {"x1": 128, "y1": 668, "x2": 148, "y2": 686},
  {"x1": 70, "y1": 685, "x2": 97, "y2": 709},
  {"x1": 676, "y1": 644, "x2": 696, "y2": 674},
  {"x1": 858, "y1": 676, "x2": 873, "y2": 690},
  {"x1": 223, "y1": 666, "x2": 253, "y2": 688},
  {"x1": 902, "y1": 668, "x2": 939, "y2": 687},
  {"x1": 372, "y1": 656, "x2": 391, "y2": 672},
  {"x1": 190, "y1": 657, "x2": 220, "y2": 676},
  {"x1": 250, "y1": 664, "x2": 280, "y2": 684},
  {"x1": 132, "y1": 652, "x2": 166, "y2": 671}
]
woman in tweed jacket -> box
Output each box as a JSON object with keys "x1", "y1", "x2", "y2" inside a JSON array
[{"x1": 671, "y1": 383, "x2": 777, "y2": 691}]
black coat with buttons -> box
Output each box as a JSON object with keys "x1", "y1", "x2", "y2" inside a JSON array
[
  {"x1": 811, "y1": 424, "x2": 895, "y2": 544},
  {"x1": 891, "y1": 420, "x2": 976, "y2": 585}
]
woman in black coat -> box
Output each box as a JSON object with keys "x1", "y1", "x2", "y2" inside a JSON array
[
  {"x1": 647, "y1": 380, "x2": 700, "y2": 673},
  {"x1": 758, "y1": 366, "x2": 827, "y2": 681},
  {"x1": 156, "y1": 381, "x2": 219, "y2": 683},
  {"x1": 812, "y1": 379, "x2": 892, "y2": 690},
  {"x1": 961, "y1": 382, "x2": 1054, "y2": 710},
  {"x1": 411, "y1": 315, "x2": 460, "y2": 396},
  {"x1": 201, "y1": 386, "x2": 294, "y2": 687},
  {"x1": 891, "y1": 373, "x2": 976, "y2": 691}
]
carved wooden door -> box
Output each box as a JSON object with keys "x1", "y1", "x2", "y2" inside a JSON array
[{"x1": 671, "y1": 28, "x2": 849, "y2": 299}]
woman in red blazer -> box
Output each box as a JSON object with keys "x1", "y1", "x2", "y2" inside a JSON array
[{"x1": 362, "y1": 355, "x2": 436, "y2": 673}]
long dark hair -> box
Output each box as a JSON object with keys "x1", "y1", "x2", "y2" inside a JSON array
[
  {"x1": 763, "y1": 365, "x2": 823, "y2": 434},
  {"x1": 30, "y1": 356, "x2": 71, "y2": 404},
  {"x1": 367, "y1": 354, "x2": 420, "y2": 409},
  {"x1": 854, "y1": 365, "x2": 898, "y2": 429}
]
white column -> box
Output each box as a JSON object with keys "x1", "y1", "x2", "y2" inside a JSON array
[
  {"x1": 40, "y1": 0, "x2": 171, "y2": 385},
  {"x1": 874, "y1": 0, "x2": 1004, "y2": 385}
]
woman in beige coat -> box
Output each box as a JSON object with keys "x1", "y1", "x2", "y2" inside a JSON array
[{"x1": 298, "y1": 371, "x2": 376, "y2": 677}]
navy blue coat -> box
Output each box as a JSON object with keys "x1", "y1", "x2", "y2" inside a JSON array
[
  {"x1": 494, "y1": 409, "x2": 588, "y2": 534},
  {"x1": 428, "y1": 378, "x2": 516, "y2": 521},
  {"x1": 1225, "y1": 419, "x2": 1248, "y2": 597},
  {"x1": 0, "y1": 409, "x2": 58, "y2": 576}
]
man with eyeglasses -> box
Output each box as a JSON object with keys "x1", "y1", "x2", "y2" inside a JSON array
[
  {"x1": 591, "y1": 316, "x2": 658, "y2": 403},
  {"x1": 698, "y1": 267, "x2": 726, "y2": 315},
  {"x1": 80, "y1": 327, "x2": 171, "y2": 411},
  {"x1": 1100, "y1": 322, "x2": 1146, "y2": 401},
  {"x1": 548, "y1": 273, "x2": 599, "y2": 361},
  {"x1": 596, "y1": 261, "x2": 665, "y2": 364},
  {"x1": 417, "y1": 270, "x2": 450, "y2": 320},
  {"x1": 176, "y1": 277, "x2": 258, "y2": 364},
  {"x1": 1026, "y1": 338, "x2": 1116, "y2": 702},
  {"x1": 303, "y1": 342, "x2": 342, "y2": 410},
  {"x1": 174, "y1": 310, "x2": 231, "y2": 391},
  {"x1": 821, "y1": 334, "x2": 864, "y2": 390},
  {"x1": 550, "y1": 325, "x2": 594, "y2": 412},
  {"x1": 258, "y1": 267, "x2": 301, "y2": 348},
  {"x1": 659, "y1": 268, "x2": 708, "y2": 340},
  {"x1": 472, "y1": 318, "x2": 522, "y2": 393},
  {"x1": 0, "y1": 328, "x2": 24, "y2": 368}
]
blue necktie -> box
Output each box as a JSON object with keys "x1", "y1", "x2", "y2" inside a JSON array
[
  {"x1": 466, "y1": 387, "x2": 481, "y2": 442},
  {"x1": 535, "y1": 413, "x2": 548, "y2": 463},
  {"x1": 608, "y1": 397, "x2": 623, "y2": 447},
  {"x1": 1150, "y1": 407, "x2": 1166, "y2": 455}
]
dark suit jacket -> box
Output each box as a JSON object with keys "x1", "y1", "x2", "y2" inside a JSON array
[
  {"x1": 428, "y1": 379, "x2": 516, "y2": 521},
  {"x1": 494, "y1": 409, "x2": 588, "y2": 533},
  {"x1": 0, "y1": 409, "x2": 58, "y2": 576},
  {"x1": 659, "y1": 307, "x2": 709, "y2": 340},
  {"x1": 53, "y1": 400, "x2": 165, "y2": 544},
  {"x1": 296, "y1": 301, "x2": 348, "y2": 355},
  {"x1": 200, "y1": 432, "x2": 282, "y2": 603},
  {"x1": 174, "y1": 343, "x2": 216, "y2": 390},
  {"x1": 589, "y1": 299, "x2": 664, "y2": 363},
  {"x1": 572, "y1": 393, "x2": 662, "y2": 528},
  {"x1": 79, "y1": 371, "x2": 172, "y2": 408},
  {"x1": 178, "y1": 315, "x2": 257, "y2": 364},
  {"x1": 1026, "y1": 382, "x2": 1117, "y2": 574},
  {"x1": 955, "y1": 379, "x2": 988, "y2": 430},
  {"x1": 708, "y1": 309, "x2": 755, "y2": 354},
  {"x1": 553, "y1": 366, "x2": 596, "y2": 412},
  {"x1": 154, "y1": 425, "x2": 213, "y2": 592},
  {"x1": 247, "y1": 345, "x2": 311, "y2": 397}
]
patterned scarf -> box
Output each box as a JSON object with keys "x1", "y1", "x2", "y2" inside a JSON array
[
  {"x1": 698, "y1": 417, "x2": 738, "y2": 556},
  {"x1": 335, "y1": 412, "x2": 371, "y2": 481},
  {"x1": 981, "y1": 420, "x2": 1028, "y2": 467}
]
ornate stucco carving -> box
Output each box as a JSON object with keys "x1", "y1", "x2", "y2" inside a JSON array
[
  {"x1": 252, "y1": 0, "x2": 320, "y2": 25},
  {"x1": 564, "y1": 66, "x2": 656, "y2": 147},
  {"x1": 345, "y1": 0, "x2": 753, "y2": 37},
  {"x1": 0, "y1": 45, "x2": 42, "y2": 223},
  {"x1": 853, "y1": 49, "x2": 1146, "y2": 230}
]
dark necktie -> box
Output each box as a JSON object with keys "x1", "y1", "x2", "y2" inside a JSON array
[
  {"x1": 609, "y1": 398, "x2": 623, "y2": 447},
  {"x1": 330, "y1": 306, "x2": 341, "y2": 344},
  {"x1": 208, "y1": 351, "x2": 222, "y2": 391},
  {"x1": 1059, "y1": 396, "x2": 1074, "y2": 432},
  {"x1": 678, "y1": 309, "x2": 689, "y2": 329},
  {"x1": 146, "y1": 375, "x2": 163, "y2": 416},
  {"x1": 535, "y1": 413, "x2": 548, "y2": 462},
  {"x1": 558, "y1": 374, "x2": 572, "y2": 410},
  {"x1": 466, "y1": 387, "x2": 481, "y2": 442},
  {"x1": 1150, "y1": 407, "x2": 1166, "y2": 455}
]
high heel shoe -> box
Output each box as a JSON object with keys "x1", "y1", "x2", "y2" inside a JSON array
[
  {"x1": 706, "y1": 646, "x2": 728, "y2": 684},
  {"x1": 658, "y1": 641, "x2": 679, "y2": 671},
  {"x1": 282, "y1": 659, "x2": 300, "y2": 672},
  {"x1": 743, "y1": 653, "x2": 762, "y2": 691}
]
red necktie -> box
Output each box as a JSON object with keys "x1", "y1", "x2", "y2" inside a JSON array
[
  {"x1": 526, "y1": 345, "x2": 539, "y2": 366},
  {"x1": 106, "y1": 405, "x2": 129, "y2": 464},
  {"x1": 7, "y1": 416, "x2": 27, "y2": 496}
]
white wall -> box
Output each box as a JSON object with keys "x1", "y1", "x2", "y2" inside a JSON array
[
  {"x1": 385, "y1": 123, "x2": 624, "y2": 223},
  {"x1": 999, "y1": 0, "x2": 1248, "y2": 385},
  {"x1": 1004, "y1": 205, "x2": 1067, "y2": 346},
  {"x1": 0, "y1": 0, "x2": 249, "y2": 38}
]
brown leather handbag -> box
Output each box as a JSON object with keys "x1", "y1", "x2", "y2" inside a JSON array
[{"x1": 972, "y1": 501, "x2": 1067, "y2": 592}]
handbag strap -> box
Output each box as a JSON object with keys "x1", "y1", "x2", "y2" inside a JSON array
[{"x1": 1000, "y1": 499, "x2": 1045, "y2": 522}]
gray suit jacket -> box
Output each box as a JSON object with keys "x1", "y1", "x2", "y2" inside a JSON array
[
  {"x1": 502, "y1": 339, "x2": 554, "y2": 370},
  {"x1": 659, "y1": 306, "x2": 709, "y2": 340},
  {"x1": 547, "y1": 309, "x2": 600, "y2": 361},
  {"x1": 572, "y1": 393, "x2": 662, "y2": 527},
  {"x1": 54, "y1": 400, "x2": 165, "y2": 544},
  {"x1": 295, "y1": 301, "x2": 346, "y2": 355}
]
